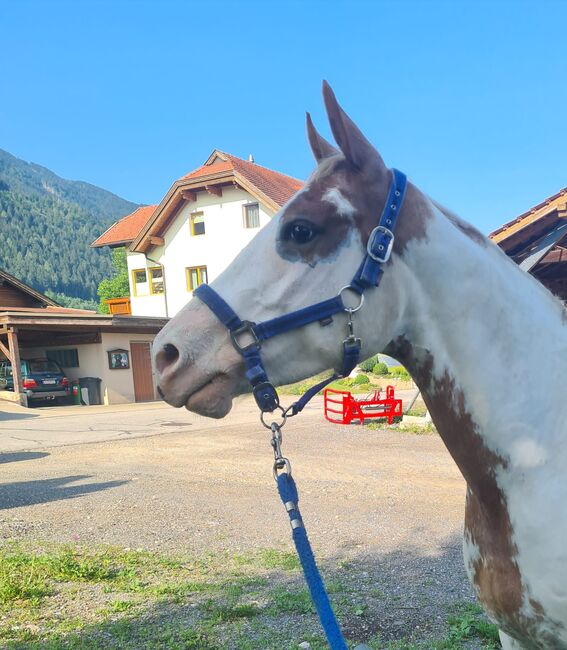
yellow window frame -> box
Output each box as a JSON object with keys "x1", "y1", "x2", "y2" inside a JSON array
[
  {"x1": 190, "y1": 212, "x2": 205, "y2": 236},
  {"x1": 131, "y1": 268, "x2": 149, "y2": 297},
  {"x1": 186, "y1": 266, "x2": 208, "y2": 291},
  {"x1": 149, "y1": 266, "x2": 164, "y2": 295}
]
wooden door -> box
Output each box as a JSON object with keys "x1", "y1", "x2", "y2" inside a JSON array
[{"x1": 130, "y1": 341, "x2": 156, "y2": 402}]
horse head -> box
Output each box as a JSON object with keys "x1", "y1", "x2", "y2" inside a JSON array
[{"x1": 153, "y1": 82, "x2": 429, "y2": 418}]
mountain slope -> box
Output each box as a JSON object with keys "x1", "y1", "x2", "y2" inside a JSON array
[
  {"x1": 0, "y1": 148, "x2": 137, "y2": 220},
  {"x1": 0, "y1": 148, "x2": 139, "y2": 302}
]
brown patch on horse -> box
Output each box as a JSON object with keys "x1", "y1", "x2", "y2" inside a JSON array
[
  {"x1": 386, "y1": 336, "x2": 567, "y2": 646},
  {"x1": 277, "y1": 157, "x2": 434, "y2": 265},
  {"x1": 431, "y1": 200, "x2": 487, "y2": 247},
  {"x1": 277, "y1": 160, "x2": 353, "y2": 265},
  {"x1": 385, "y1": 337, "x2": 528, "y2": 635}
]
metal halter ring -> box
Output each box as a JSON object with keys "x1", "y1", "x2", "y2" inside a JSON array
[
  {"x1": 260, "y1": 405, "x2": 287, "y2": 430},
  {"x1": 337, "y1": 285, "x2": 365, "y2": 313},
  {"x1": 273, "y1": 457, "x2": 292, "y2": 481}
]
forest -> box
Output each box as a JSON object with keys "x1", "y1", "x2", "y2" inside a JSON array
[{"x1": 0, "y1": 148, "x2": 138, "y2": 304}]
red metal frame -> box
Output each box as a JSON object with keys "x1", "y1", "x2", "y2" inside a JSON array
[{"x1": 324, "y1": 385, "x2": 403, "y2": 425}]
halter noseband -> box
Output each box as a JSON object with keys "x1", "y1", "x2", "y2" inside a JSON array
[{"x1": 193, "y1": 168, "x2": 407, "y2": 416}]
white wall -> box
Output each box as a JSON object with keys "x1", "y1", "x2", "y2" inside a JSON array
[
  {"x1": 22, "y1": 332, "x2": 156, "y2": 405},
  {"x1": 127, "y1": 187, "x2": 273, "y2": 317},
  {"x1": 127, "y1": 252, "x2": 168, "y2": 318}
]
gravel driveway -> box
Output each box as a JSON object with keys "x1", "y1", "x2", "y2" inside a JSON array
[{"x1": 0, "y1": 396, "x2": 487, "y2": 647}]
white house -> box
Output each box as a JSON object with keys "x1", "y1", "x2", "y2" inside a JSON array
[{"x1": 92, "y1": 150, "x2": 303, "y2": 317}]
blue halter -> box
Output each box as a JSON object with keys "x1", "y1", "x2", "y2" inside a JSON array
[{"x1": 193, "y1": 168, "x2": 407, "y2": 414}]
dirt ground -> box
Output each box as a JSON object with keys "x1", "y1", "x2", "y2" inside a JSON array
[
  {"x1": 0, "y1": 396, "x2": 484, "y2": 647},
  {"x1": 0, "y1": 396, "x2": 464, "y2": 555}
]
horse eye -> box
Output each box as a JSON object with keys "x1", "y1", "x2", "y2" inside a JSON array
[{"x1": 285, "y1": 220, "x2": 318, "y2": 244}]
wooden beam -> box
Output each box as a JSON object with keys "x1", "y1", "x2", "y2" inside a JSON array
[
  {"x1": 181, "y1": 190, "x2": 196, "y2": 202},
  {"x1": 0, "y1": 339, "x2": 9, "y2": 359},
  {"x1": 7, "y1": 329, "x2": 23, "y2": 394},
  {"x1": 149, "y1": 236, "x2": 165, "y2": 246},
  {"x1": 205, "y1": 185, "x2": 222, "y2": 197}
]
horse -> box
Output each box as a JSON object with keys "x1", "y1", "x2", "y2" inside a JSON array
[{"x1": 153, "y1": 81, "x2": 567, "y2": 649}]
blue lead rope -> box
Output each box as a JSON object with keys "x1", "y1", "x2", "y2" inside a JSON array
[
  {"x1": 193, "y1": 168, "x2": 408, "y2": 649},
  {"x1": 277, "y1": 472, "x2": 349, "y2": 650}
]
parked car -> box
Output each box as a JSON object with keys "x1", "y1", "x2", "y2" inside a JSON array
[{"x1": 0, "y1": 358, "x2": 71, "y2": 404}]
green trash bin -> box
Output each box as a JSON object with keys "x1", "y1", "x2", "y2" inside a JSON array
[{"x1": 71, "y1": 380, "x2": 81, "y2": 405}]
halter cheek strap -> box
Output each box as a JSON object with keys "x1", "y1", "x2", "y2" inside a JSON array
[{"x1": 193, "y1": 168, "x2": 407, "y2": 414}]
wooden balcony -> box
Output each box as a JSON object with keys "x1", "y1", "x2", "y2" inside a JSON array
[{"x1": 105, "y1": 297, "x2": 132, "y2": 315}]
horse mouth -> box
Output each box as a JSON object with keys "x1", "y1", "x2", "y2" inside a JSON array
[{"x1": 184, "y1": 373, "x2": 235, "y2": 418}]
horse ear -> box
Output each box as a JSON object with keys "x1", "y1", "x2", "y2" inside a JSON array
[
  {"x1": 322, "y1": 80, "x2": 385, "y2": 171},
  {"x1": 306, "y1": 112, "x2": 338, "y2": 163}
]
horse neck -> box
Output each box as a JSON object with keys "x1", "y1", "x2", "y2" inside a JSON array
[{"x1": 388, "y1": 200, "x2": 567, "y2": 491}]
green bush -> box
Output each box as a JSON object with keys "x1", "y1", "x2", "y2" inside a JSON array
[
  {"x1": 359, "y1": 355, "x2": 379, "y2": 372},
  {"x1": 388, "y1": 365, "x2": 410, "y2": 379},
  {"x1": 353, "y1": 373, "x2": 370, "y2": 385},
  {"x1": 372, "y1": 362, "x2": 389, "y2": 375}
]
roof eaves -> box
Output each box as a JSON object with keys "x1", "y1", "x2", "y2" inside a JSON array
[
  {"x1": 489, "y1": 188, "x2": 567, "y2": 243},
  {"x1": 0, "y1": 269, "x2": 59, "y2": 307},
  {"x1": 130, "y1": 180, "x2": 183, "y2": 253}
]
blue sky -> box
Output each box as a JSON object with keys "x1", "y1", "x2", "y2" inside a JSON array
[{"x1": 2, "y1": 0, "x2": 566, "y2": 233}]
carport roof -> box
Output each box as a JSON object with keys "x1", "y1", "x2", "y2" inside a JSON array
[{"x1": 0, "y1": 309, "x2": 168, "y2": 333}]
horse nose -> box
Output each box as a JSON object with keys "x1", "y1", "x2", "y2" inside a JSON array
[{"x1": 154, "y1": 342, "x2": 180, "y2": 375}]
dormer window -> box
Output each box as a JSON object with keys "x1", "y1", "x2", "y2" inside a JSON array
[
  {"x1": 190, "y1": 212, "x2": 205, "y2": 236},
  {"x1": 243, "y1": 203, "x2": 260, "y2": 228}
]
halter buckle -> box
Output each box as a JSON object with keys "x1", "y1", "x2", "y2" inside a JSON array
[
  {"x1": 367, "y1": 225, "x2": 394, "y2": 263},
  {"x1": 230, "y1": 321, "x2": 260, "y2": 353}
]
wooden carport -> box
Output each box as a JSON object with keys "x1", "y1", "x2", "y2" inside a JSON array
[
  {"x1": 0, "y1": 308, "x2": 167, "y2": 407},
  {"x1": 489, "y1": 187, "x2": 567, "y2": 303}
]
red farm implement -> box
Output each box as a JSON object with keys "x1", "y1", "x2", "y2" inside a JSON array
[{"x1": 323, "y1": 385, "x2": 403, "y2": 425}]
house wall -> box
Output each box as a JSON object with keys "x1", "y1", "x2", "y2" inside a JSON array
[
  {"x1": 127, "y1": 252, "x2": 167, "y2": 318},
  {"x1": 127, "y1": 187, "x2": 273, "y2": 317},
  {"x1": 21, "y1": 332, "x2": 156, "y2": 405}
]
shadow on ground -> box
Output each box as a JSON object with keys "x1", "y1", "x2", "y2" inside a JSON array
[
  {"x1": 0, "y1": 475, "x2": 128, "y2": 509},
  {"x1": 0, "y1": 451, "x2": 50, "y2": 464},
  {"x1": 0, "y1": 409, "x2": 40, "y2": 421}
]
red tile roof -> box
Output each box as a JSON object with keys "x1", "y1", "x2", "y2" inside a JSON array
[
  {"x1": 181, "y1": 151, "x2": 303, "y2": 207},
  {"x1": 91, "y1": 205, "x2": 157, "y2": 248}
]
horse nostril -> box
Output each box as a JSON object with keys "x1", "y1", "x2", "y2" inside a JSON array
[{"x1": 155, "y1": 342, "x2": 180, "y2": 374}]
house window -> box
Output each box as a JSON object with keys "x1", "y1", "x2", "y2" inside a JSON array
[
  {"x1": 149, "y1": 267, "x2": 164, "y2": 294},
  {"x1": 186, "y1": 266, "x2": 208, "y2": 291},
  {"x1": 132, "y1": 268, "x2": 149, "y2": 296},
  {"x1": 243, "y1": 203, "x2": 260, "y2": 228},
  {"x1": 190, "y1": 212, "x2": 205, "y2": 236},
  {"x1": 46, "y1": 348, "x2": 80, "y2": 368}
]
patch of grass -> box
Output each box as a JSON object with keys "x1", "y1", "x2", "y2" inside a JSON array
[
  {"x1": 0, "y1": 542, "x2": 500, "y2": 650},
  {"x1": 0, "y1": 549, "x2": 52, "y2": 604},
  {"x1": 268, "y1": 586, "x2": 313, "y2": 614},
  {"x1": 438, "y1": 601, "x2": 500, "y2": 649},
  {"x1": 201, "y1": 599, "x2": 261, "y2": 624},
  {"x1": 257, "y1": 548, "x2": 300, "y2": 571}
]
